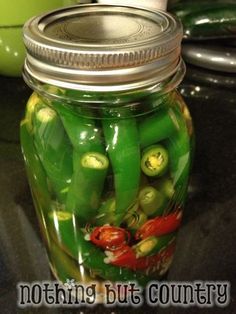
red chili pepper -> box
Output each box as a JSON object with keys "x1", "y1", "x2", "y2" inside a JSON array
[
  {"x1": 90, "y1": 226, "x2": 130, "y2": 250},
  {"x1": 105, "y1": 245, "x2": 138, "y2": 268},
  {"x1": 105, "y1": 242, "x2": 176, "y2": 271},
  {"x1": 135, "y1": 210, "x2": 182, "y2": 240}
]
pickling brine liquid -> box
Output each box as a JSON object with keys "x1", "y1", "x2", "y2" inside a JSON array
[{"x1": 20, "y1": 88, "x2": 193, "y2": 296}]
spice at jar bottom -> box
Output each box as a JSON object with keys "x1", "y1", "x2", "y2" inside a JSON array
[{"x1": 21, "y1": 4, "x2": 194, "y2": 295}]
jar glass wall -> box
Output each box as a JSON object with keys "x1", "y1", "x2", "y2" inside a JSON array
[{"x1": 20, "y1": 80, "x2": 193, "y2": 288}]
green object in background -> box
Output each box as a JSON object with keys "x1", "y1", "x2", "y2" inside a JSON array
[
  {"x1": 170, "y1": 2, "x2": 236, "y2": 40},
  {"x1": 0, "y1": 0, "x2": 79, "y2": 76},
  {"x1": 0, "y1": 28, "x2": 25, "y2": 77},
  {"x1": 0, "y1": 0, "x2": 78, "y2": 26}
]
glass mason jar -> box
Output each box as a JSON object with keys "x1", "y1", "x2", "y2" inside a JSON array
[{"x1": 21, "y1": 4, "x2": 193, "y2": 294}]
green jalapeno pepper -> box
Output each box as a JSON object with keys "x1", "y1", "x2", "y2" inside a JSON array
[
  {"x1": 138, "y1": 186, "x2": 165, "y2": 216},
  {"x1": 48, "y1": 210, "x2": 80, "y2": 259},
  {"x1": 66, "y1": 151, "x2": 109, "y2": 224},
  {"x1": 153, "y1": 176, "x2": 175, "y2": 200},
  {"x1": 139, "y1": 107, "x2": 179, "y2": 148},
  {"x1": 102, "y1": 118, "x2": 141, "y2": 226},
  {"x1": 165, "y1": 105, "x2": 190, "y2": 201},
  {"x1": 20, "y1": 120, "x2": 51, "y2": 214},
  {"x1": 95, "y1": 197, "x2": 116, "y2": 226},
  {"x1": 133, "y1": 233, "x2": 176, "y2": 258},
  {"x1": 141, "y1": 144, "x2": 169, "y2": 177},
  {"x1": 53, "y1": 102, "x2": 107, "y2": 223},
  {"x1": 169, "y1": 2, "x2": 231, "y2": 19},
  {"x1": 96, "y1": 198, "x2": 139, "y2": 226},
  {"x1": 48, "y1": 239, "x2": 90, "y2": 284},
  {"x1": 170, "y1": 2, "x2": 236, "y2": 40},
  {"x1": 24, "y1": 92, "x2": 42, "y2": 133},
  {"x1": 124, "y1": 210, "x2": 147, "y2": 234},
  {"x1": 32, "y1": 105, "x2": 73, "y2": 203}
]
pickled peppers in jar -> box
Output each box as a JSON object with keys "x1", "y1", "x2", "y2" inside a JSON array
[{"x1": 21, "y1": 4, "x2": 194, "y2": 292}]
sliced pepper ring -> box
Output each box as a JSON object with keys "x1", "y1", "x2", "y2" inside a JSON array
[
  {"x1": 90, "y1": 226, "x2": 131, "y2": 251},
  {"x1": 139, "y1": 186, "x2": 164, "y2": 216},
  {"x1": 141, "y1": 144, "x2": 169, "y2": 177},
  {"x1": 81, "y1": 152, "x2": 109, "y2": 170}
]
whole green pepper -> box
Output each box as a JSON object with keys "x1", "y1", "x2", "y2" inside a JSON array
[
  {"x1": 32, "y1": 105, "x2": 73, "y2": 203},
  {"x1": 169, "y1": 2, "x2": 231, "y2": 19},
  {"x1": 171, "y1": 3, "x2": 236, "y2": 40},
  {"x1": 53, "y1": 102, "x2": 107, "y2": 223},
  {"x1": 139, "y1": 107, "x2": 179, "y2": 148},
  {"x1": 102, "y1": 118, "x2": 141, "y2": 226}
]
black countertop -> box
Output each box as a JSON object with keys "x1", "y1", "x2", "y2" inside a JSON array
[{"x1": 0, "y1": 64, "x2": 235, "y2": 314}]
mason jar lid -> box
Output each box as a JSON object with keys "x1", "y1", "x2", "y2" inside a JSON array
[{"x1": 23, "y1": 4, "x2": 183, "y2": 92}]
